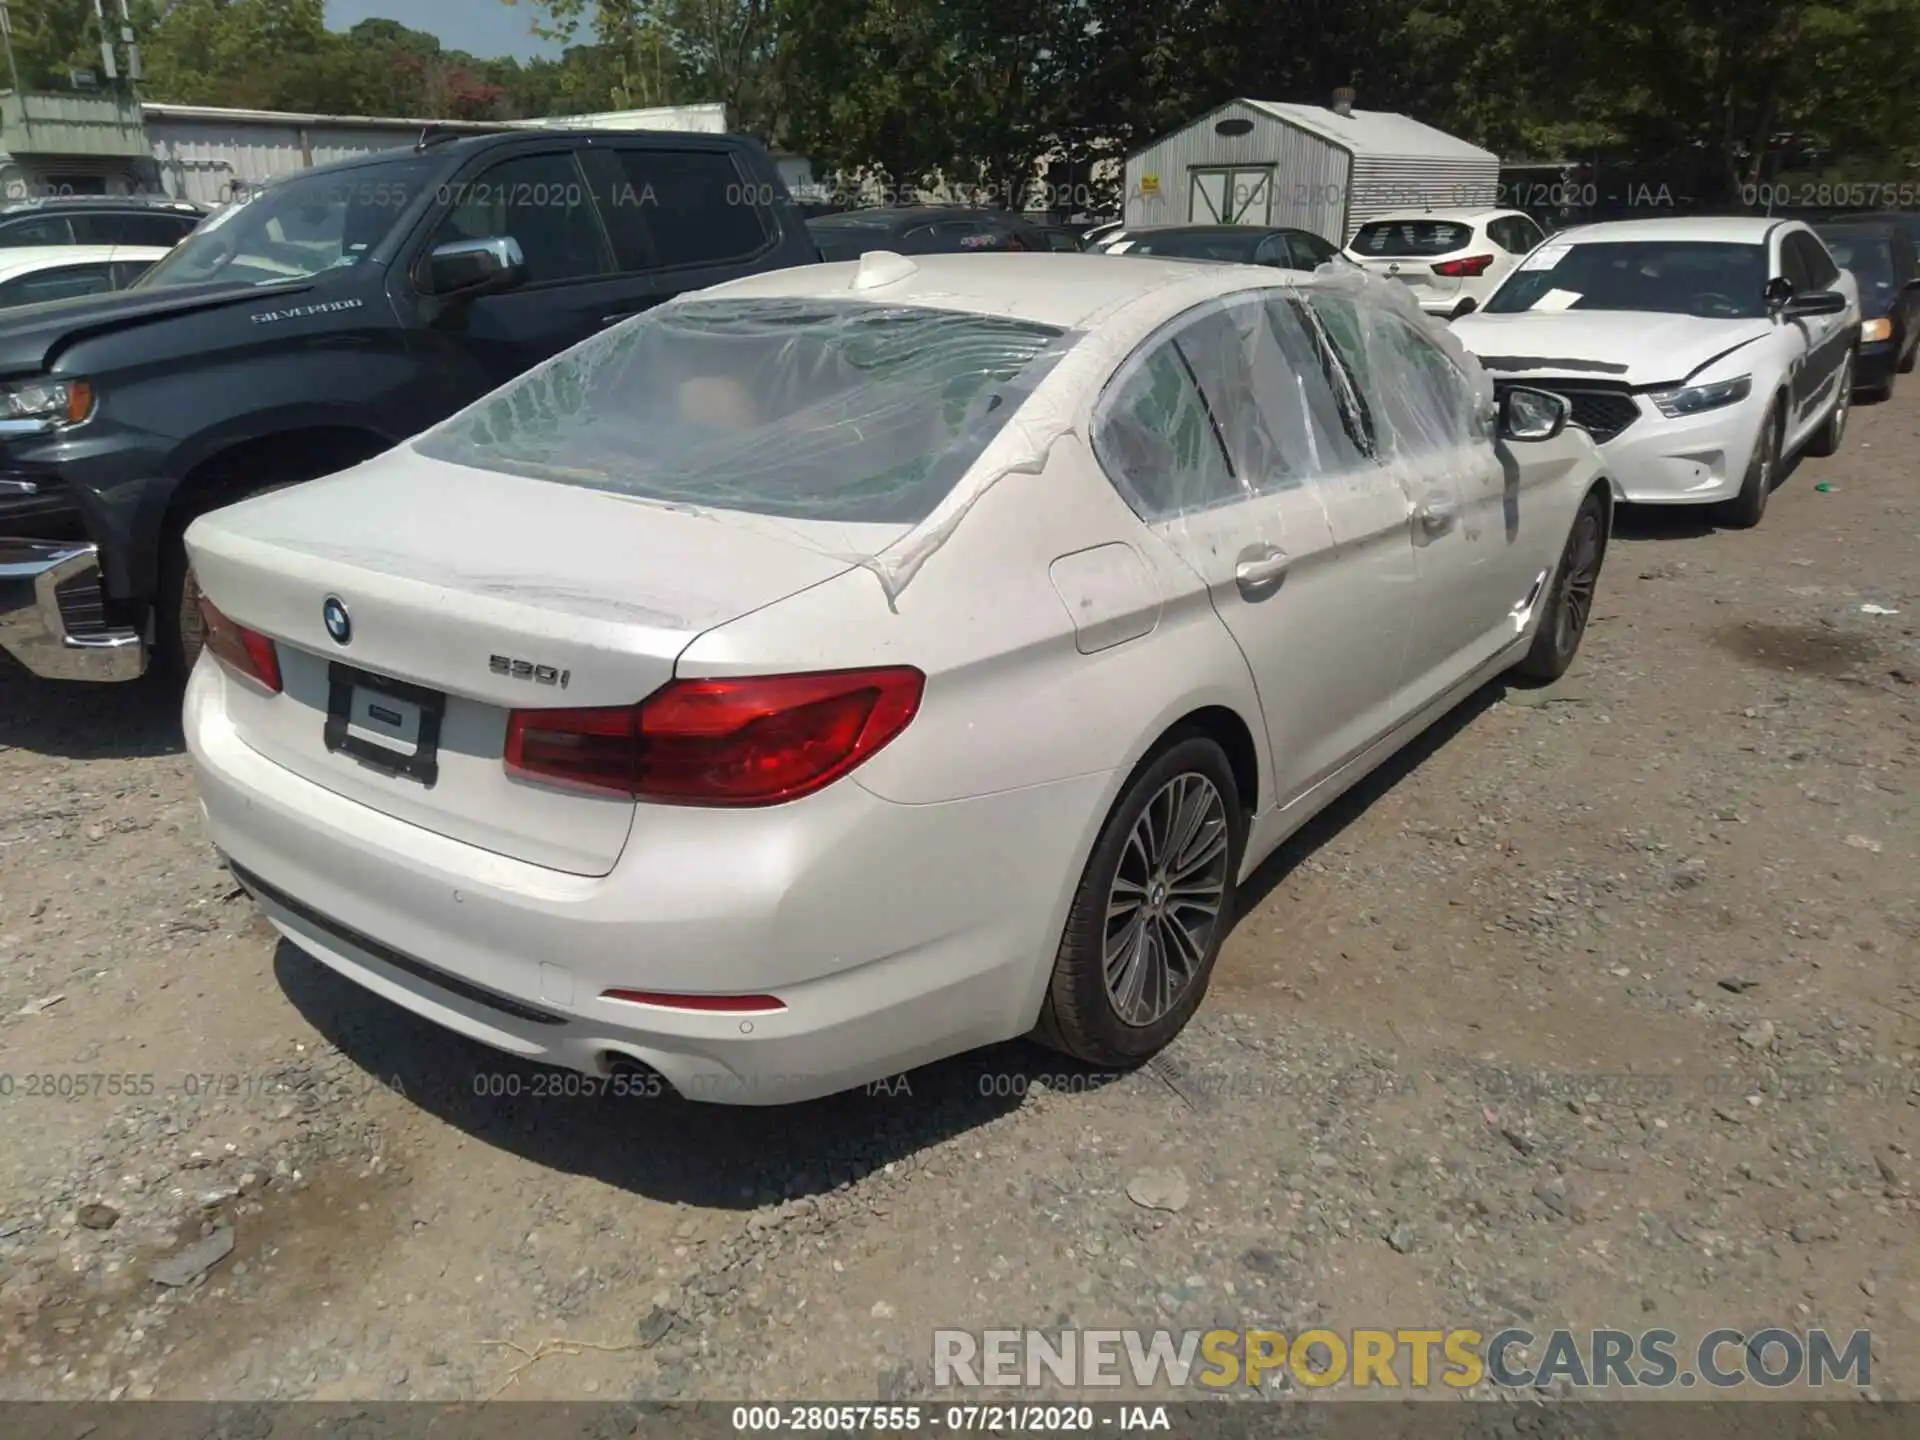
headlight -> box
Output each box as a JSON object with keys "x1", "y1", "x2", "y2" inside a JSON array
[
  {"x1": 1862, "y1": 317, "x2": 1893, "y2": 343},
  {"x1": 1647, "y1": 373, "x2": 1752, "y2": 419},
  {"x1": 0, "y1": 377, "x2": 94, "y2": 426}
]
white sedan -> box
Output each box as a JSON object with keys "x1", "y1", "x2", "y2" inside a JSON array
[
  {"x1": 183, "y1": 252, "x2": 1612, "y2": 1105},
  {"x1": 1452, "y1": 217, "x2": 1860, "y2": 527}
]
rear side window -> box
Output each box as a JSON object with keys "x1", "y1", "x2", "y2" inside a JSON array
[
  {"x1": 1350, "y1": 220, "x2": 1471, "y2": 257},
  {"x1": 77, "y1": 211, "x2": 198, "y2": 247},
  {"x1": 414, "y1": 298, "x2": 1068, "y2": 525},
  {"x1": 608, "y1": 149, "x2": 770, "y2": 268},
  {"x1": 1092, "y1": 292, "x2": 1376, "y2": 519},
  {"x1": 0, "y1": 214, "x2": 73, "y2": 246},
  {"x1": 0, "y1": 262, "x2": 114, "y2": 307},
  {"x1": 1094, "y1": 320, "x2": 1241, "y2": 517},
  {"x1": 1287, "y1": 231, "x2": 1338, "y2": 267}
]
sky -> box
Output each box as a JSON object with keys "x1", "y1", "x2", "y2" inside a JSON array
[{"x1": 323, "y1": 0, "x2": 562, "y2": 62}]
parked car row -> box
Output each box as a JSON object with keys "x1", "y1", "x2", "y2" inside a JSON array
[
  {"x1": 0, "y1": 124, "x2": 1895, "y2": 1110},
  {"x1": 177, "y1": 248, "x2": 1609, "y2": 1105},
  {"x1": 1, "y1": 127, "x2": 1621, "y2": 1107}
]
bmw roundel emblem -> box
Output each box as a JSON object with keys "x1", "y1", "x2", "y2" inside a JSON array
[{"x1": 322, "y1": 595, "x2": 351, "y2": 646}]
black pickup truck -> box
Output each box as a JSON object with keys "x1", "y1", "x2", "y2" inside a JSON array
[{"x1": 0, "y1": 127, "x2": 816, "y2": 683}]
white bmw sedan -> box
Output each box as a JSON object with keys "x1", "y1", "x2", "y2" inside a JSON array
[
  {"x1": 183, "y1": 252, "x2": 1612, "y2": 1105},
  {"x1": 1452, "y1": 217, "x2": 1860, "y2": 528}
]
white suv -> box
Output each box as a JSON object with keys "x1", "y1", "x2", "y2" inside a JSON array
[{"x1": 1344, "y1": 208, "x2": 1548, "y2": 320}]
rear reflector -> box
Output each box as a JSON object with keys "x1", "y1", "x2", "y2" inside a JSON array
[
  {"x1": 602, "y1": 989, "x2": 787, "y2": 1013},
  {"x1": 1433, "y1": 253, "x2": 1496, "y2": 278},
  {"x1": 505, "y1": 666, "x2": 925, "y2": 806},
  {"x1": 197, "y1": 592, "x2": 281, "y2": 694}
]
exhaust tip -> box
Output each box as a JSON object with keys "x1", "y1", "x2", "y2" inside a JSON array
[{"x1": 599, "y1": 1051, "x2": 677, "y2": 1099}]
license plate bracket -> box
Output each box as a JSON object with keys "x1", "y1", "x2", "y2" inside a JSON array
[{"x1": 324, "y1": 662, "x2": 445, "y2": 788}]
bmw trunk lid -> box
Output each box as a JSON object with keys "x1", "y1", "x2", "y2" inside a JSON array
[{"x1": 183, "y1": 449, "x2": 880, "y2": 876}]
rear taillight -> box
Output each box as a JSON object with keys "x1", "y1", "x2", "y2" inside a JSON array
[
  {"x1": 197, "y1": 592, "x2": 281, "y2": 694},
  {"x1": 1433, "y1": 253, "x2": 1496, "y2": 277},
  {"x1": 503, "y1": 666, "x2": 925, "y2": 806}
]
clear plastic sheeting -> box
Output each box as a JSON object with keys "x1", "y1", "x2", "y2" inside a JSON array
[
  {"x1": 414, "y1": 261, "x2": 1500, "y2": 608},
  {"x1": 1091, "y1": 261, "x2": 1496, "y2": 539},
  {"x1": 414, "y1": 298, "x2": 1076, "y2": 528}
]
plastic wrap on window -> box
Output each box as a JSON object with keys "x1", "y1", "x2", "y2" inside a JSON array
[{"x1": 415, "y1": 262, "x2": 1500, "y2": 610}]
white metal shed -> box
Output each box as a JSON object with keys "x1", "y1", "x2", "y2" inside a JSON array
[{"x1": 1122, "y1": 96, "x2": 1498, "y2": 244}]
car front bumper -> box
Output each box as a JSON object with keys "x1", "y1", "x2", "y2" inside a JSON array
[
  {"x1": 1856, "y1": 338, "x2": 1897, "y2": 391},
  {"x1": 0, "y1": 538, "x2": 146, "y2": 680},
  {"x1": 185, "y1": 659, "x2": 1107, "y2": 1105},
  {"x1": 1588, "y1": 390, "x2": 1773, "y2": 506}
]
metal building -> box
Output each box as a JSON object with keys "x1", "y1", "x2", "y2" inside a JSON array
[
  {"x1": 139, "y1": 100, "x2": 811, "y2": 206},
  {"x1": 1123, "y1": 94, "x2": 1498, "y2": 243}
]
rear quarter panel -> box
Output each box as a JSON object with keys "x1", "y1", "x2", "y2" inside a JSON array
[{"x1": 672, "y1": 441, "x2": 1270, "y2": 813}]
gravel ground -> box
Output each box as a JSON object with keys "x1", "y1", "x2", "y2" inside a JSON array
[{"x1": 1, "y1": 392, "x2": 1916, "y2": 1406}]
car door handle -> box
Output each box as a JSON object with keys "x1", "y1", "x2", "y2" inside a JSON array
[
  {"x1": 1234, "y1": 544, "x2": 1289, "y2": 600},
  {"x1": 1415, "y1": 498, "x2": 1459, "y2": 536}
]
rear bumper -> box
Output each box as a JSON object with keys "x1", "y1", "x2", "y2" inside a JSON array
[
  {"x1": 185, "y1": 660, "x2": 1108, "y2": 1105},
  {"x1": 0, "y1": 539, "x2": 145, "y2": 681}
]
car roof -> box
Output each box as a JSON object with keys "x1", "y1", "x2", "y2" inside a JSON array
[
  {"x1": 0, "y1": 195, "x2": 204, "y2": 215},
  {"x1": 1810, "y1": 218, "x2": 1900, "y2": 240},
  {"x1": 1545, "y1": 216, "x2": 1784, "y2": 244},
  {"x1": 689, "y1": 250, "x2": 1330, "y2": 331},
  {"x1": 1127, "y1": 224, "x2": 1301, "y2": 238},
  {"x1": 1356, "y1": 208, "x2": 1510, "y2": 224},
  {"x1": 0, "y1": 244, "x2": 170, "y2": 277}
]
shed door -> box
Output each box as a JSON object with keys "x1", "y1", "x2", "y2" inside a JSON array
[{"x1": 1189, "y1": 167, "x2": 1273, "y2": 224}]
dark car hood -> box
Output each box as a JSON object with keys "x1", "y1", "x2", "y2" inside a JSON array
[{"x1": 0, "y1": 277, "x2": 317, "y2": 378}]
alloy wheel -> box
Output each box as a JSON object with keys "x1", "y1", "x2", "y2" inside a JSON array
[
  {"x1": 1103, "y1": 772, "x2": 1231, "y2": 1027},
  {"x1": 1555, "y1": 506, "x2": 1604, "y2": 654}
]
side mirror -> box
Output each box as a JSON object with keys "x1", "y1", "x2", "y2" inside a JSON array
[
  {"x1": 1764, "y1": 275, "x2": 1794, "y2": 311},
  {"x1": 1784, "y1": 288, "x2": 1848, "y2": 317},
  {"x1": 420, "y1": 236, "x2": 526, "y2": 298},
  {"x1": 1500, "y1": 386, "x2": 1570, "y2": 442}
]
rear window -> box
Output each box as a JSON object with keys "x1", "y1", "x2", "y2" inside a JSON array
[
  {"x1": 1126, "y1": 231, "x2": 1260, "y2": 263},
  {"x1": 414, "y1": 298, "x2": 1070, "y2": 525},
  {"x1": 1350, "y1": 221, "x2": 1472, "y2": 257}
]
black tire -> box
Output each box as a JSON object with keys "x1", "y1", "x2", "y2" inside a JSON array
[
  {"x1": 1804, "y1": 351, "x2": 1853, "y2": 458},
  {"x1": 154, "y1": 480, "x2": 298, "y2": 685},
  {"x1": 1035, "y1": 734, "x2": 1245, "y2": 1068},
  {"x1": 1719, "y1": 399, "x2": 1780, "y2": 530},
  {"x1": 1513, "y1": 487, "x2": 1608, "y2": 684},
  {"x1": 1900, "y1": 329, "x2": 1917, "y2": 374}
]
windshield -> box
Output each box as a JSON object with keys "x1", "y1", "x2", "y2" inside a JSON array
[
  {"x1": 1125, "y1": 231, "x2": 1261, "y2": 262},
  {"x1": 1351, "y1": 220, "x2": 1472, "y2": 257},
  {"x1": 413, "y1": 298, "x2": 1071, "y2": 524},
  {"x1": 1820, "y1": 232, "x2": 1896, "y2": 294},
  {"x1": 135, "y1": 157, "x2": 439, "y2": 289},
  {"x1": 1484, "y1": 240, "x2": 1769, "y2": 318}
]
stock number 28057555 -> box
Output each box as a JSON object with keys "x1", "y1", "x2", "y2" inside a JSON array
[{"x1": 470, "y1": 1070, "x2": 663, "y2": 1099}]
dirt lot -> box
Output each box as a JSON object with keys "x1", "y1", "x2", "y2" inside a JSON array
[{"x1": 1, "y1": 392, "x2": 1916, "y2": 1407}]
